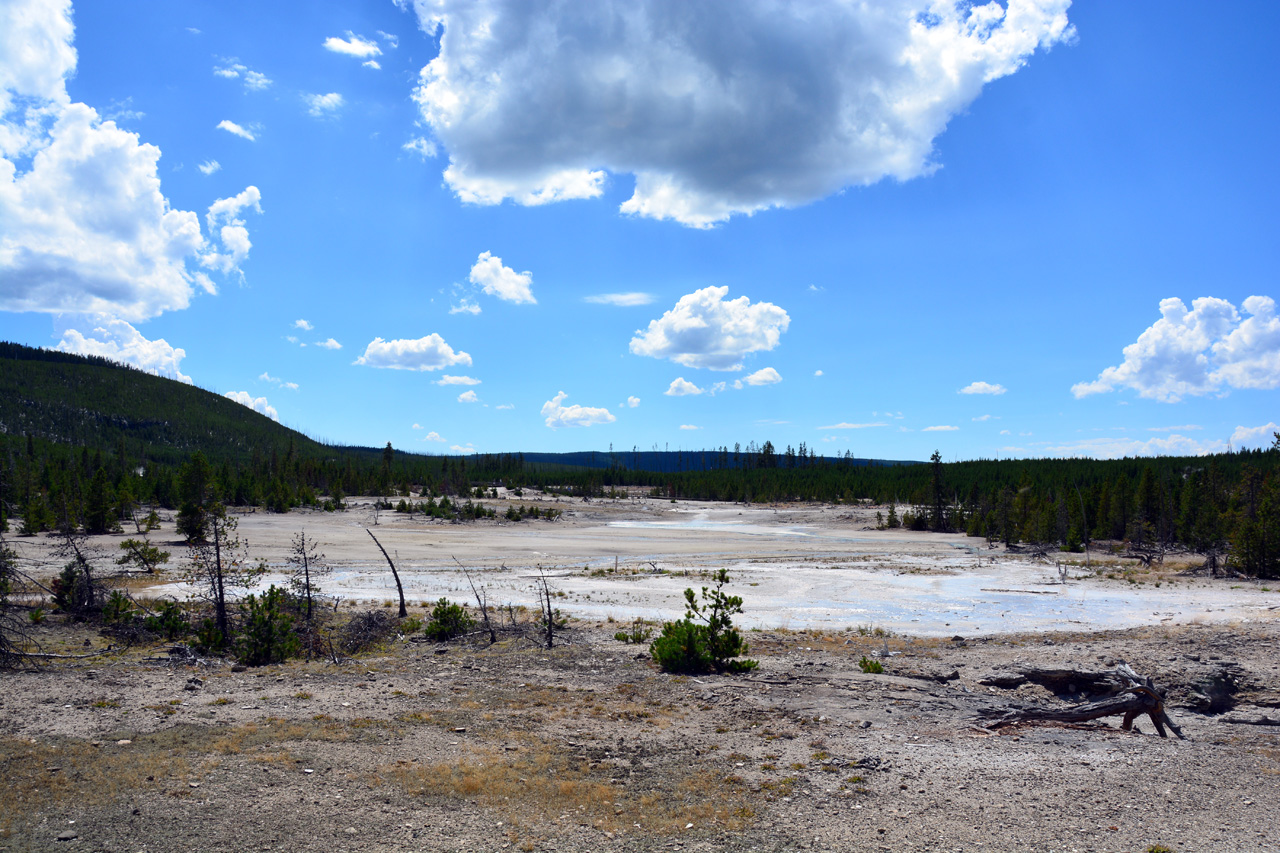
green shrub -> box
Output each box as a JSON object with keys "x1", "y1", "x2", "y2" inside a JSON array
[
  {"x1": 28, "y1": 606, "x2": 44, "y2": 624},
  {"x1": 423, "y1": 598, "x2": 474, "y2": 641},
  {"x1": 650, "y1": 569, "x2": 757, "y2": 674},
  {"x1": 400, "y1": 616, "x2": 423, "y2": 634},
  {"x1": 102, "y1": 590, "x2": 136, "y2": 624},
  {"x1": 144, "y1": 599, "x2": 189, "y2": 639},
  {"x1": 858, "y1": 656, "x2": 884, "y2": 674},
  {"x1": 235, "y1": 585, "x2": 300, "y2": 666}
]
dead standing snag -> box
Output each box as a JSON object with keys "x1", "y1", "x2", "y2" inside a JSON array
[{"x1": 365, "y1": 528, "x2": 407, "y2": 618}]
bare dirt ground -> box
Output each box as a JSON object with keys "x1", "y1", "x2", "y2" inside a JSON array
[{"x1": 4, "y1": 496, "x2": 1280, "y2": 852}]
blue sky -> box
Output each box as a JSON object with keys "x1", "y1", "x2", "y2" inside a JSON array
[{"x1": 1, "y1": 0, "x2": 1277, "y2": 460}]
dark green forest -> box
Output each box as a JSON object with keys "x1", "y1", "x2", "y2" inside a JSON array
[{"x1": 2, "y1": 342, "x2": 1278, "y2": 577}]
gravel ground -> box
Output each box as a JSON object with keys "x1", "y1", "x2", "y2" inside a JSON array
[{"x1": 2, "y1": 616, "x2": 1278, "y2": 853}]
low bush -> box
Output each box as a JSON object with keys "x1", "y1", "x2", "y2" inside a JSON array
[
  {"x1": 423, "y1": 598, "x2": 474, "y2": 641},
  {"x1": 650, "y1": 569, "x2": 757, "y2": 674},
  {"x1": 858, "y1": 656, "x2": 884, "y2": 674},
  {"x1": 235, "y1": 585, "x2": 300, "y2": 666}
]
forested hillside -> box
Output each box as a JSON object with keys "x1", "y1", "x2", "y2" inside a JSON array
[{"x1": 1, "y1": 342, "x2": 1277, "y2": 576}]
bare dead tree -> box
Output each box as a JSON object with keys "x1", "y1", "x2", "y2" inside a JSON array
[
  {"x1": 453, "y1": 556, "x2": 495, "y2": 644},
  {"x1": 0, "y1": 533, "x2": 37, "y2": 669},
  {"x1": 366, "y1": 528, "x2": 407, "y2": 618},
  {"x1": 533, "y1": 567, "x2": 557, "y2": 649}
]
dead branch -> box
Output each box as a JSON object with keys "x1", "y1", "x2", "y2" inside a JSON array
[
  {"x1": 365, "y1": 529, "x2": 407, "y2": 618},
  {"x1": 981, "y1": 663, "x2": 1184, "y2": 739}
]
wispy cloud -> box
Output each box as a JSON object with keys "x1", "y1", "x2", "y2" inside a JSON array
[
  {"x1": 584, "y1": 292, "x2": 653, "y2": 306},
  {"x1": 217, "y1": 119, "x2": 256, "y2": 141}
]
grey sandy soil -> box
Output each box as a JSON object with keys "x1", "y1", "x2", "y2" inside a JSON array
[{"x1": 2, "y1": 619, "x2": 1279, "y2": 853}]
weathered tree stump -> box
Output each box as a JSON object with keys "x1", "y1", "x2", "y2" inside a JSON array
[{"x1": 981, "y1": 664, "x2": 1185, "y2": 740}]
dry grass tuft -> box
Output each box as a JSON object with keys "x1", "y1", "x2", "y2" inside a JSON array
[{"x1": 375, "y1": 742, "x2": 754, "y2": 838}]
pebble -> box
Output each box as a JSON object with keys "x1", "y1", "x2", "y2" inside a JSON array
[{"x1": 57, "y1": 831, "x2": 78, "y2": 841}]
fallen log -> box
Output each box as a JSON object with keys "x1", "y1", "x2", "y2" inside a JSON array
[{"x1": 981, "y1": 664, "x2": 1185, "y2": 740}]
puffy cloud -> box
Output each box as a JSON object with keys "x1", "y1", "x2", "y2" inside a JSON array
[
  {"x1": 354, "y1": 334, "x2": 471, "y2": 371},
  {"x1": 212, "y1": 59, "x2": 272, "y2": 91},
  {"x1": 468, "y1": 251, "x2": 535, "y2": 304},
  {"x1": 1231, "y1": 422, "x2": 1280, "y2": 450},
  {"x1": 814, "y1": 369, "x2": 824, "y2": 377},
  {"x1": 631, "y1": 286, "x2": 789, "y2": 371},
  {"x1": 450, "y1": 299, "x2": 481, "y2": 315},
  {"x1": 626, "y1": 396, "x2": 640, "y2": 408},
  {"x1": 959, "y1": 381, "x2": 1007, "y2": 395},
  {"x1": 316, "y1": 338, "x2": 342, "y2": 350},
  {"x1": 679, "y1": 424, "x2": 700, "y2": 430},
  {"x1": 409, "y1": 0, "x2": 1073, "y2": 226},
  {"x1": 198, "y1": 159, "x2": 221, "y2": 175},
  {"x1": 224, "y1": 390, "x2": 278, "y2": 421},
  {"x1": 1211, "y1": 296, "x2": 1280, "y2": 391},
  {"x1": 216, "y1": 119, "x2": 256, "y2": 140},
  {"x1": 55, "y1": 316, "x2": 192, "y2": 383},
  {"x1": 1041, "y1": 435, "x2": 1227, "y2": 459},
  {"x1": 742, "y1": 367, "x2": 782, "y2": 386},
  {"x1": 324, "y1": 33, "x2": 382, "y2": 59},
  {"x1": 1072, "y1": 296, "x2": 1280, "y2": 402},
  {"x1": 436, "y1": 374, "x2": 480, "y2": 385},
  {"x1": 923, "y1": 425, "x2": 959, "y2": 432},
  {"x1": 258, "y1": 371, "x2": 298, "y2": 390},
  {"x1": 664, "y1": 377, "x2": 703, "y2": 397},
  {"x1": 457, "y1": 390, "x2": 479, "y2": 403},
  {"x1": 201, "y1": 186, "x2": 262, "y2": 276},
  {"x1": 303, "y1": 92, "x2": 344, "y2": 117},
  {"x1": 495, "y1": 403, "x2": 514, "y2": 410},
  {"x1": 412, "y1": 423, "x2": 423, "y2": 429},
  {"x1": 450, "y1": 443, "x2": 476, "y2": 453},
  {"x1": 1, "y1": 11, "x2": 261, "y2": 323},
  {"x1": 541, "y1": 391, "x2": 616, "y2": 429},
  {"x1": 0, "y1": 0, "x2": 76, "y2": 117},
  {"x1": 818, "y1": 422, "x2": 887, "y2": 430},
  {"x1": 403, "y1": 136, "x2": 437, "y2": 159},
  {"x1": 293, "y1": 319, "x2": 313, "y2": 331},
  {"x1": 422, "y1": 431, "x2": 446, "y2": 442},
  {"x1": 584, "y1": 292, "x2": 653, "y2": 306}
]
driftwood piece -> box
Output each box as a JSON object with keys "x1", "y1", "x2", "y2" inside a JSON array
[{"x1": 982, "y1": 664, "x2": 1185, "y2": 740}]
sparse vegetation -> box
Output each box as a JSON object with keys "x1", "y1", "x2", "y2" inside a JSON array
[
  {"x1": 423, "y1": 598, "x2": 475, "y2": 642},
  {"x1": 650, "y1": 569, "x2": 757, "y2": 674}
]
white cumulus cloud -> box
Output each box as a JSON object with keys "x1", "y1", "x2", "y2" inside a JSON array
[
  {"x1": 316, "y1": 338, "x2": 342, "y2": 350},
  {"x1": 224, "y1": 390, "x2": 278, "y2": 421},
  {"x1": 959, "y1": 381, "x2": 1007, "y2": 395},
  {"x1": 403, "y1": 136, "x2": 437, "y2": 159},
  {"x1": 55, "y1": 316, "x2": 192, "y2": 383},
  {"x1": 436, "y1": 375, "x2": 480, "y2": 386},
  {"x1": 200, "y1": 186, "x2": 262, "y2": 277},
  {"x1": 324, "y1": 32, "x2": 382, "y2": 59},
  {"x1": 408, "y1": 0, "x2": 1073, "y2": 226},
  {"x1": 0, "y1": 6, "x2": 259, "y2": 322},
  {"x1": 293, "y1": 319, "x2": 313, "y2": 331},
  {"x1": 422, "y1": 431, "x2": 446, "y2": 442},
  {"x1": 626, "y1": 396, "x2": 640, "y2": 408},
  {"x1": 212, "y1": 59, "x2": 272, "y2": 91},
  {"x1": 585, "y1": 292, "x2": 653, "y2": 306},
  {"x1": 198, "y1": 159, "x2": 221, "y2": 175},
  {"x1": 457, "y1": 390, "x2": 479, "y2": 403},
  {"x1": 468, "y1": 251, "x2": 535, "y2": 304},
  {"x1": 354, "y1": 334, "x2": 472, "y2": 371},
  {"x1": 742, "y1": 367, "x2": 782, "y2": 386},
  {"x1": 679, "y1": 424, "x2": 700, "y2": 431},
  {"x1": 631, "y1": 286, "x2": 789, "y2": 371},
  {"x1": 216, "y1": 119, "x2": 256, "y2": 141},
  {"x1": 303, "y1": 92, "x2": 344, "y2": 117},
  {"x1": 1231, "y1": 422, "x2": 1280, "y2": 450},
  {"x1": 1072, "y1": 296, "x2": 1280, "y2": 402},
  {"x1": 664, "y1": 377, "x2": 703, "y2": 397},
  {"x1": 541, "y1": 391, "x2": 616, "y2": 429}
]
